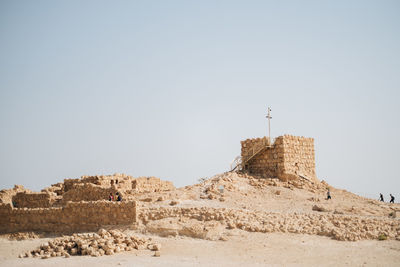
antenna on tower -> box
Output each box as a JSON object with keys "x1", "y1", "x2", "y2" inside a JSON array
[{"x1": 266, "y1": 107, "x2": 272, "y2": 143}]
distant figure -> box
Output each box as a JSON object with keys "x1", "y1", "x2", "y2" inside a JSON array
[
  {"x1": 116, "y1": 192, "x2": 122, "y2": 202},
  {"x1": 379, "y1": 193, "x2": 384, "y2": 202},
  {"x1": 327, "y1": 190, "x2": 331, "y2": 200},
  {"x1": 390, "y1": 194, "x2": 395, "y2": 203},
  {"x1": 109, "y1": 193, "x2": 114, "y2": 201}
]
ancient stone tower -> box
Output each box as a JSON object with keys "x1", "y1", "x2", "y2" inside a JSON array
[{"x1": 239, "y1": 135, "x2": 318, "y2": 182}]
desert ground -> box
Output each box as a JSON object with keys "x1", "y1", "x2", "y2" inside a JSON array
[
  {"x1": 1, "y1": 172, "x2": 399, "y2": 266},
  {"x1": 1, "y1": 232, "x2": 400, "y2": 267}
]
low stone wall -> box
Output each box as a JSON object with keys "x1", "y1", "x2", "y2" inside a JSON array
[
  {"x1": 12, "y1": 192, "x2": 53, "y2": 208},
  {"x1": 132, "y1": 177, "x2": 175, "y2": 193},
  {"x1": 0, "y1": 201, "x2": 137, "y2": 234},
  {"x1": 62, "y1": 184, "x2": 118, "y2": 203}
]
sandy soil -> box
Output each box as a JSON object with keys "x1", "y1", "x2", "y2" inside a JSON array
[{"x1": 1, "y1": 232, "x2": 400, "y2": 267}]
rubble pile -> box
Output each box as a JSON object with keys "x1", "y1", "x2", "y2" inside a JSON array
[
  {"x1": 20, "y1": 229, "x2": 160, "y2": 259},
  {"x1": 7, "y1": 232, "x2": 40, "y2": 240}
]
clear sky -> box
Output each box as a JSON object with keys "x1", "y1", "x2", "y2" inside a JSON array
[{"x1": 0, "y1": 1, "x2": 399, "y2": 199}]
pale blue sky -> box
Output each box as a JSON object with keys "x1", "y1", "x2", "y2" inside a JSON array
[{"x1": 1, "y1": 1, "x2": 399, "y2": 199}]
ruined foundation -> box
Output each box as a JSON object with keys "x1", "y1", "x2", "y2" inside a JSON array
[{"x1": 0, "y1": 173, "x2": 174, "y2": 234}]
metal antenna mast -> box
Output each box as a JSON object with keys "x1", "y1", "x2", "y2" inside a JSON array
[{"x1": 266, "y1": 107, "x2": 272, "y2": 142}]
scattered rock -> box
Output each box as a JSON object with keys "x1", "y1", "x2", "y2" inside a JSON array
[
  {"x1": 8, "y1": 232, "x2": 40, "y2": 241},
  {"x1": 147, "y1": 243, "x2": 161, "y2": 251},
  {"x1": 334, "y1": 210, "x2": 344, "y2": 215},
  {"x1": 378, "y1": 234, "x2": 387, "y2": 241},
  {"x1": 312, "y1": 205, "x2": 329, "y2": 212},
  {"x1": 219, "y1": 236, "x2": 228, "y2": 241},
  {"x1": 169, "y1": 200, "x2": 179, "y2": 206}
]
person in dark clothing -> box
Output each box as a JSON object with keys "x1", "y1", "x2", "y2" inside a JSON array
[
  {"x1": 109, "y1": 193, "x2": 114, "y2": 201},
  {"x1": 116, "y1": 192, "x2": 122, "y2": 202},
  {"x1": 390, "y1": 194, "x2": 395, "y2": 203},
  {"x1": 327, "y1": 190, "x2": 331, "y2": 200},
  {"x1": 379, "y1": 193, "x2": 384, "y2": 202}
]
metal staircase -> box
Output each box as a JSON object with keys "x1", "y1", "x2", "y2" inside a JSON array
[
  {"x1": 230, "y1": 156, "x2": 242, "y2": 171},
  {"x1": 230, "y1": 138, "x2": 272, "y2": 171}
]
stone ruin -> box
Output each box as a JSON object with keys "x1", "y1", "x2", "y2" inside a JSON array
[
  {"x1": 7, "y1": 173, "x2": 174, "y2": 209},
  {"x1": 0, "y1": 173, "x2": 175, "y2": 234},
  {"x1": 238, "y1": 135, "x2": 318, "y2": 182},
  {"x1": 2, "y1": 135, "x2": 399, "y2": 247},
  {"x1": 0, "y1": 135, "x2": 318, "y2": 236}
]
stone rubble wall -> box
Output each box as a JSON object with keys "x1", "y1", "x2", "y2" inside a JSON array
[
  {"x1": 139, "y1": 207, "x2": 400, "y2": 241},
  {"x1": 241, "y1": 137, "x2": 283, "y2": 178},
  {"x1": 0, "y1": 201, "x2": 137, "y2": 234},
  {"x1": 132, "y1": 177, "x2": 175, "y2": 193},
  {"x1": 113, "y1": 177, "x2": 134, "y2": 191},
  {"x1": 2, "y1": 175, "x2": 175, "y2": 208},
  {"x1": 63, "y1": 179, "x2": 82, "y2": 193},
  {"x1": 12, "y1": 192, "x2": 53, "y2": 208},
  {"x1": 241, "y1": 135, "x2": 317, "y2": 182},
  {"x1": 41, "y1": 183, "x2": 63, "y2": 196},
  {"x1": 45, "y1": 174, "x2": 175, "y2": 203},
  {"x1": 281, "y1": 135, "x2": 316, "y2": 181},
  {"x1": 61, "y1": 184, "x2": 119, "y2": 203},
  {"x1": 0, "y1": 185, "x2": 30, "y2": 205},
  {"x1": 240, "y1": 136, "x2": 272, "y2": 161},
  {"x1": 79, "y1": 174, "x2": 133, "y2": 189}
]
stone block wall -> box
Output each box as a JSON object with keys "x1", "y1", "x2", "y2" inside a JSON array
[
  {"x1": 241, "y1": 137, "x2": 282, "y2": 178},
  {"x1": 12, "y1": 192, "x2": 53, "y2": 208},
  {"x1": 0, "y1": 185, "x2": 29, "y2": 205},
  {"x1": 241, "y1": 137, "x2": 272, "y2": 160},
  {"x1": 132, "y1": 177, "x2": 175, "y2": 193},
  {"x1": 242, "y1": 135, "x2": 317, "y2": 182},
  {"x1": 281, "y1": 135, "x2": 316, "y2": 181},
  {"x1": 0, "y1": 201, "x2": 137, "y2": 234},
  {"x1": 61, "y1": 184, "x2": 118, "y2": 203},
  {"x1": 63, "y1": 179, "x2": 81, "y2": 192}
]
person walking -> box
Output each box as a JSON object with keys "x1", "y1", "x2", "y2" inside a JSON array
[
  {"x1": 379, "y1": 193, "x2": 384, "y2": 202},
  {"x1": 109, "y1": 192, "x2": 114, "y2": 201},
  {"x1": 390, "y1": 194, "x2": 395, "y2": 203},
  {"x1": 327, "y1": 190, "x2": 332, "y2": 200}
]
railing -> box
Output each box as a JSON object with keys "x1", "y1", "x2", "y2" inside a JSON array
[
  {"x1": 242, "y1": 138, "x2": 271, "y2": 164},
  {"x1": 230, "y1": 156, "x2": 242, "y2": 171},
  {"x1": 230, "y1": 137, "x2": 273, "y2": 172}
]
